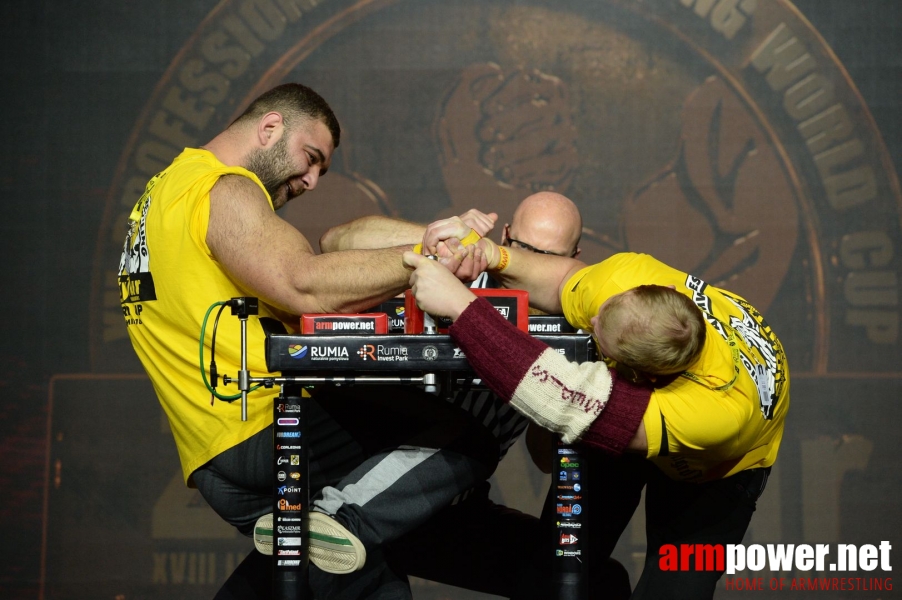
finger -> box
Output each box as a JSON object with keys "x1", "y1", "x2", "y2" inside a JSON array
[
  {"x1": 478, "y1": 104, "x2": 560, "y2": 143},
  {"x1": 423, "y1": 220, "x2": 470, "y2": 252},
  {"x1": 472, "y1": 245, "x2": 487, "y2": 273},
  {"x1": 455, "y1": 252, "x2": 476, "y2": 281},
  {"x1": 481, "y1": 125, "x2": 577, "y2": 171},
  {"x1": 437, "y1": 247, "x2": 464, "y2": 273},
  {"x1": 402, "y1": 251, "x2": 426, "y2": 270},
  {"x1": 487, "y1": 150, "x2": 577, "y2": 190},
  {"x1": 471, "y1": 211, "x2": 498, "y2": 236},
  {"x1": 483, "y1": 69, "x2": 566, "y2": 117},
  {"x1": 464, "y1": 63, "x2": 506, "y2": 101},
  {"x1": 460, "y1": 209, "x2": 496, "y2": 237},
  {"x1": 435, "y1": 239, "x2": 462, "y2": 260},
  {"x1": 438, "y1": 64, "x2": 505, "y2": 166},
  {"x1": 479, "y1": 87, "x2": 570, "y2": 140}
]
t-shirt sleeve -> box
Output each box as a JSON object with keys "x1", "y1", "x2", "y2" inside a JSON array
[
  {"x1": 560, "y1": 253, "x2": 642, "y2": 330},
  {"x1": 642, "y1": 384, "x2": 743, "y2": 460}
]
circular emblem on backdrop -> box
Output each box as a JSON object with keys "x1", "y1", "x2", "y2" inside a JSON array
[
  {"x1": 422, "y1": 346, "x2": 438, "y2": 361},
  {"x1": 93, "y1": 0, "x2": 901, "y2": 376}
]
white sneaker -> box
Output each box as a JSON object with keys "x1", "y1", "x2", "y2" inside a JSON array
[
  {"x1": 252, "y1": 511, "x2": 366, "y2": 574},
  {"x1": 253, "y1": 512, "x2": 274, "y2": 555},
  {"x1": 307, "y1": 511, "x2": 366, "y2": 573}
]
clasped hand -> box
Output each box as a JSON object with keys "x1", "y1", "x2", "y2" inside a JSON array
[{"x1": 404, "y1": 210, "x2": 499, "y2": 319}]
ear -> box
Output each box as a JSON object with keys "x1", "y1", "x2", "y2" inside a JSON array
[
  {"x1": 500, "y1": 223, "x2": 511, "y2": 245},
  {"x1": 256, "y1": 111, "x2": 285, "y2": 148},
  {"x1": 572, "y1": 246, "x2": 582, "y2": 259}
]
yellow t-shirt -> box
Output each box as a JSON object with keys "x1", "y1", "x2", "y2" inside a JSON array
[
  {"x1": 561, "y1": 253, "x2": 790, "y2": 481},
  {"x1": 118, "y1": 148, "x2": 281, "y2": 484}
]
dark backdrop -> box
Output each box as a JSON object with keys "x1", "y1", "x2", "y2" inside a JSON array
[{"x1": 2, "y1": 1, "x2": 901, "y2": 598}]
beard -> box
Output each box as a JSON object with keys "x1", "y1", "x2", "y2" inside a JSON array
[{"x1": 244, "y1": 134, "x2": 297, "y2": 209}]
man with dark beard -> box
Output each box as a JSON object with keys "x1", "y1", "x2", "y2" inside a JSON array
[{"x1": 117, "y1": 83, "x2": 498, "y2": 599}]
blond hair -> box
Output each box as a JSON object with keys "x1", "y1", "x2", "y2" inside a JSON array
[{"x1": 597, "y1": 285, "x2": 706, "y2": 376}]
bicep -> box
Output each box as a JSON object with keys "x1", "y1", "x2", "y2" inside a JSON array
[{"x1": 207, "y1": 175, "x2": 317, "y2": 312}]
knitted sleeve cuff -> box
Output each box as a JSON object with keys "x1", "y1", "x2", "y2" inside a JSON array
[
  {"x1": 449, "y1": 297, "x2": 548, "y2": 399},
  {"x1": 578, "y1": 371, "x2": 652, "y2": 456}
]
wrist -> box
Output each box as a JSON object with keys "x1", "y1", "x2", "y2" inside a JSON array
[
  {"x1": 449, "y1": 291, "x2": 478, "y2": 321},
  {"x1": 490, "y1": 245, "x2": 511, "y2": 272}
]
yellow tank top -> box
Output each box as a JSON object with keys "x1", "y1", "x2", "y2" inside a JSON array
[
  {"x1": 118, "y1": 148, "x2": 281, "y2": 483},
  {"x1": 561, "y1": 253, "x2": 790, "y2": 481}
]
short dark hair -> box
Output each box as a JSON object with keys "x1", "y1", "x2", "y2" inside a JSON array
[{"x1": 233, "y1": 83, "x2": 340, "y2": 147}]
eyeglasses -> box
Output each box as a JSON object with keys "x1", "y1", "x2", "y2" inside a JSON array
[{"x1": 505, "y1": 237, "x2": 576, "y2": 258}]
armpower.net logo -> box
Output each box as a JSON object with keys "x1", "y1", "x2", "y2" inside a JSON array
[{"x1": 659, "y1": 542, "x2": 893, "y2": 592}]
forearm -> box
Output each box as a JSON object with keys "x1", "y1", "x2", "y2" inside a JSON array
[
  {"x1": 291, "y1": 245, "x2": 413, "y2": 313},
  {"x1": 449, "y1": 298, "x2": 650, "y2": 455},
  {"x1": 320, "y1": 215, "x2": 426, "y2": 252},
  {"x1": 486, "y1": 244, "x2": 585, "y2": 314}
]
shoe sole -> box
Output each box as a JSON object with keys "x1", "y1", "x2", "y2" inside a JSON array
[
  {"x1": 253, "y1": 512, "x2": 273, "y2": 555},
  {"x1": 307, "y1": 511, "x2": 366, "y2": 574},
  {"x1": 252, "y1": 511, "x2": 366, "y2": 575}
]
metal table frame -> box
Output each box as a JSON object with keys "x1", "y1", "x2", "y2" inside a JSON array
[{"x1": 225, "y1": 315, "x2": 593, "y2": 599}]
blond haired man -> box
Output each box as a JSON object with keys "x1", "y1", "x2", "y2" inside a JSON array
[{"x1": 405, "y1": 220, "x2": 789, "y2": 599}]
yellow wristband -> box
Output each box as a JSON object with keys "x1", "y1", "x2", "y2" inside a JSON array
[
  {"x1": 496, "y1": 246, "x2": 511, "y2": 272},
  {"x1": 460, "y1": 229, "x2": 482, "y2": 247},
  {"x1": 413, "y1": 243, "x2": 423, "y2": 254}
]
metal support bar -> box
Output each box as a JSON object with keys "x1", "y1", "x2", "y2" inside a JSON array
[
  {"x1": 247, "y1": 375, "x2": 438, "y2": 386},
  {"x1": 240, "y1": 317, "x2": 248, "y2": 421}
]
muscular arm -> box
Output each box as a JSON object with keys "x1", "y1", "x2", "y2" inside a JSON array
[
  {"x1": 319, "y1": 215, "x2": 426, "y2": 252},
  {"x1": 207, "y1": 175, "x2": 412, "y2": 315},
  {"x1": 320, "y1": 209, "x2": 499, "y2": 253},
  {"x1": 489, "y1": 246, "x2": 586, "y2": 315}
]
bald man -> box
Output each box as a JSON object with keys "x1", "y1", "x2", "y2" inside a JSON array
[{"x1": 501, "y1": 191, "x2": 582, "y2": 259}]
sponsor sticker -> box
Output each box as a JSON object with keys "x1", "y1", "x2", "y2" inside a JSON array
[
  {"x1": 278, "y1": 537, "x2": 303, "y2": 547},
  {"x1": 278, "y1": 499, "x2": 302, "y2": 512}
]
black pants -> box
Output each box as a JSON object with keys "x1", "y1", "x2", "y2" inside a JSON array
[
  {"x1": 508, "y1": 454, "x2": 768, "y2": 600},
  {"x1": 387, "y1": 481, "x2": 541, "y2": 596},
  {"x1": 573, "y1": 454, "x2": 768, "y2": 600},
  {"x1": 196, "y1": 384, "x2": 501, "y2": 600}
]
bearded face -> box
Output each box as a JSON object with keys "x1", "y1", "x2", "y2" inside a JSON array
[{"x1": 244, "y1": 133, "x2": 299, "y2": 209}]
